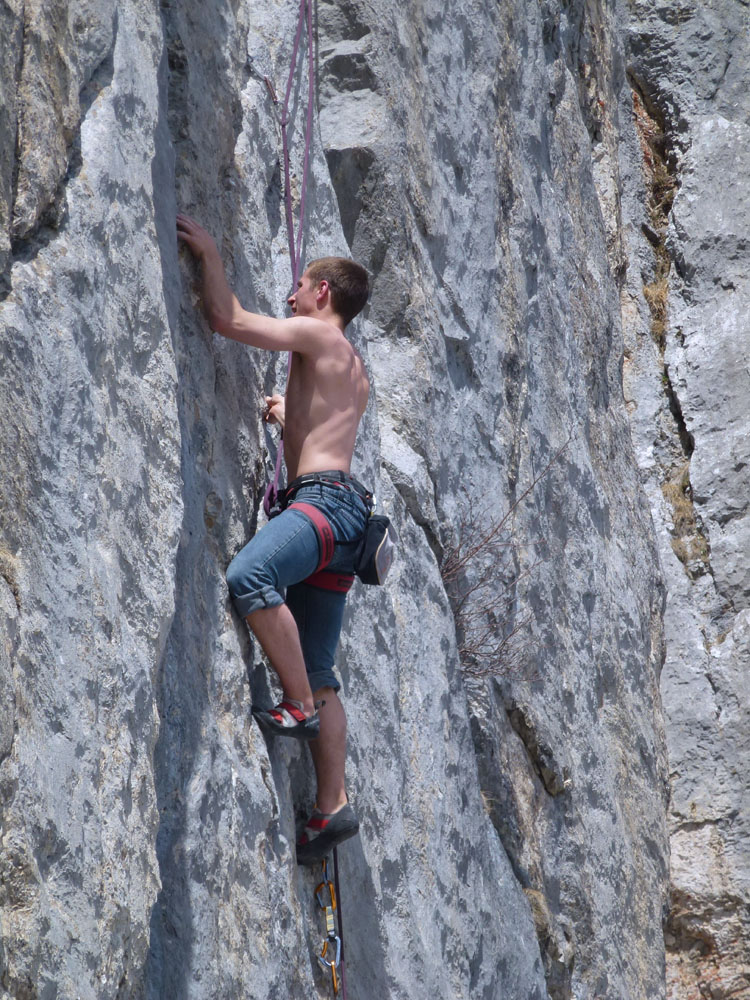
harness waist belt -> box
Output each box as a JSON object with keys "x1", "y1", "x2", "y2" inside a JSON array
[{"x1": 284, "y1": 470, "x2": 372, "y2": 506}]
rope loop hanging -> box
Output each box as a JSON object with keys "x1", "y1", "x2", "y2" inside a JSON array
[{"x1": 282, "y1": 0, "x2": 316, "y2": 289}]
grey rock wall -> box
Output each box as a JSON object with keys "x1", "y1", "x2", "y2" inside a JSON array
[
  {"x1": 329, "y1": 2, "x2": 670, "y2": 998},
  {"x1": 1, "y1": 0, "x2": 741, "y2": 998},
  {"x1": 622, "y1": 2, "x2": 750, "y2": 996}
]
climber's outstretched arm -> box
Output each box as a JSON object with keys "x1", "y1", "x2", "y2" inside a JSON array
[{"x1": 176, "y1": 214, "x2": 331, "y2": 354}]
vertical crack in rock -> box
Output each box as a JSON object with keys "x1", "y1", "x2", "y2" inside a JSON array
[
  {"x1": 146, "y1": 3, "x2": 300, "y2": 995},
  {"x1": 1, "y1": 3, "x2": 25, "y2": 297},
  {"x1": 564, "y1": 0, "x2": 629, "y2": 286},
  {"x1": 630, "y1": 78, "x2": 676, "y2": 353},
  {"x1": 146, "y1": 6, "x2": 215, "y2": 994},
  {"x1": 7, "y1": 0, "x2": 27, "y2": 214},
  {"x1": 0, "y1": 0, "x2": 24, "y2": 284},
  {"x1": 625, "y1": 2, "x2": 750, "y2": 993},
  {"x1": 145, "y1": 12, "x2": 190, "y2": 993},
  {"x1": 506, "y1": 702, "x2": 570, "y2": 798},
  {"x1": 630, "y1": 75, "x2": 711, "y2": 582}
]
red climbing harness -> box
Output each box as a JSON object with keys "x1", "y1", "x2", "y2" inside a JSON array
[
  {"x1": 287, "y1": 501, "x2": 355, "y2": 592},
  {"x1": 303, "y1": 569, "x2": 355, "y2": 593},
  {"x1": 289, "y1": 502, "x2": 336, "y2": 571}
]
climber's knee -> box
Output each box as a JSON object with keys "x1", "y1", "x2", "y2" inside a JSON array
[{"x1": 226, "y1": 548, "x2": 283, "y2": 619}]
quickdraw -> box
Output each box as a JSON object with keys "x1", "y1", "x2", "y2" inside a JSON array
[{"x1": 316, "y1": 855, "x2": 342, "y2": 995}]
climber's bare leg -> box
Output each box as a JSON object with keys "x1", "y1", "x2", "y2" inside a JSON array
[
  {"x1": 310, "y1": 687, "x2": 348, "y2": 813},
  {"x1": 246, "y1": 605, "x2": 315, "y2": 716}
]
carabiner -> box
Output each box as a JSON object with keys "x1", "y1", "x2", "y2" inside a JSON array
[
  {"x1": 318, "y1": 934, "x2": 341, "y2": 971},
  {"x1": 315, "y1": 879, "x2": 336, "y2": 911}
]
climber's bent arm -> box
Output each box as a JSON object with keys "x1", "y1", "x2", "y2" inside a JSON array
[
  {"x1": 176, "y1": 213, "x2": 331, "y2": 355},
  {"x1": 209, "y1": 298, "x2": 330, "y2": 354}
]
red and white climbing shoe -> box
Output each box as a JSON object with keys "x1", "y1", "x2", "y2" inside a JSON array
[
  {"x1": 252, "y1": 699, "x2": 320, "y2": 740},
  {"x1": 296, "y1": 804, "x2": 360, "y2": 865}
]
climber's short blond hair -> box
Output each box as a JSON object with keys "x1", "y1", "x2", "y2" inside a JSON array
[{"x1": 305, "y1": 257, "x2": 369, "y2": 326}]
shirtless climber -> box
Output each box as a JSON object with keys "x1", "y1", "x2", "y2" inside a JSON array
[{"x1": 176, "y1": 213, "x2": 370, "y2": 864}]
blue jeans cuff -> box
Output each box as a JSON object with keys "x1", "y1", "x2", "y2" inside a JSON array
[
  {"x1": 232, "y1": 585, "x2": 285, "y2": 619},
  {"x1": 307, "y1": 669, "x2": 341, "y2": 694}
]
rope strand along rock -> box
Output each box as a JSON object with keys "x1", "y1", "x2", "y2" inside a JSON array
[{"x1": 263, "y1": 0, "x2": 316, "y2": 515}]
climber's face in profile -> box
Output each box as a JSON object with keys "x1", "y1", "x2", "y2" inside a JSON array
[{"x1": 287, "y1": 272, "x2": 322, "y2": 317}]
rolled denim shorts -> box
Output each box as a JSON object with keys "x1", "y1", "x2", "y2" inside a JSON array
[{"x1": 226, "y1": 482, "x2": 369, "y2": 693}]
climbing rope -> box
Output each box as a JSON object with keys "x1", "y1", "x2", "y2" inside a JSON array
[
  {"x1": 332, "y1": 847, "x2": 348, "y2": 998},
  {"x1": 257, "y1": 10, "x2": 351, "y2": 996},
  {"x1": 280, "y1": 0, "x2": 316, "y2": 288},
  {"x1": 261, "y1": 0, "x2": 316, "y2": 515}
]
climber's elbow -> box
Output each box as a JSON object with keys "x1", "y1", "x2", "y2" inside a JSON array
[{"x1": 206, "y1": 306, "x2": 233, "y2": 336}]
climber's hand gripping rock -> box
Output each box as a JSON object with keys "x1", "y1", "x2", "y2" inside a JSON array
[{"x1": 264, "y1": 394, "x2": 285, "y2": 428}]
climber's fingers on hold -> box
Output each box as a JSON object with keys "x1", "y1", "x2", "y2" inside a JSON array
[{"x1": 176, "y1": 214, "x2": 216, "y2": 258}]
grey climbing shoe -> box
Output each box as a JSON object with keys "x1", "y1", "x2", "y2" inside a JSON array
[
  {"x1": 252, "y1": 699, "x2": 320, "y2": 740},
  {"x1": 296, "y1": 803, "x2": 360, "y2": 865}
]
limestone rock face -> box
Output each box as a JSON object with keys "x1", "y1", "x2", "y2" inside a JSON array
[
  {"x1": 622, "y1": 2, "x2": 750, "y2": 996},
  {"x1": 0, "y1": 0, "x2": 740, "y2": 997}
]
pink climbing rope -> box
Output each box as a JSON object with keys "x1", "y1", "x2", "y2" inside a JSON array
[
  {"x1": 282, "y1": 0, "x2": 316, "y2": 288},
  {"x1": 263, "y1": 0, "x2": 316, "y2": 515},
  {"x1": 261, "y1": 22, "x2": 351, "y2": 998}
]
